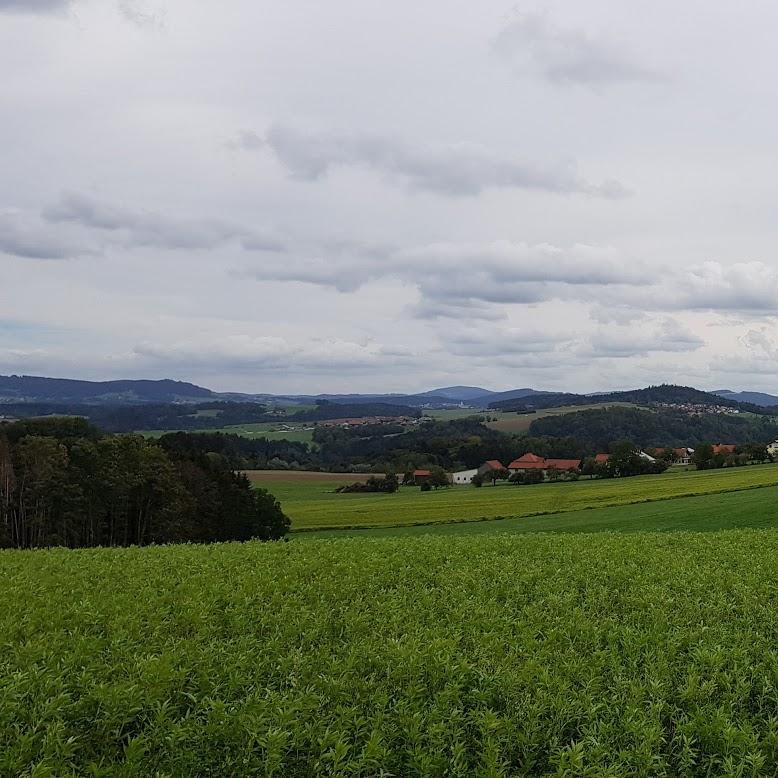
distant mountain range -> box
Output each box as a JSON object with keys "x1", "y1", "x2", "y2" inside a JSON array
[
  {"x1": 2, "y1": 374, "x2": 777, "y2": 409},
  {"x1": 713, "y1": 390, "x2": 778, "y2": 407}
]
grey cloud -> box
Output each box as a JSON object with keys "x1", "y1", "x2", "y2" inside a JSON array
[
  {"x1": 492, "y1": 13, "x2": 666, "y2": 87},
  {"x1": 587, "y1": 319, "x2": 704, "y2": 358},
  {"x1": 134, "y1": 335, "x2": 418, "y2": 373},
  {"x1": 0, "y1": 0, "x2": 70, "y2": 10},
  {"x1": 443, "y1": 328, "x2": 577, "y2": 358},
  {"x1": 0, "y1": 211, "x2": 93, "y2": 260},
  {"x1": 43, "y1": 191, "x2": 284, "y2": 253},
  {"x1": 227, "y1": 130, "x2": 265, "y2": 151},
  {"x1": 263, "y1": 124, "x2": 630, "y2": 198},
  {"x1": 117, "y1": 0, "x2": 163, "y2": 27},
  {"x1": 244, "y1": 240, "x2": 652, "y2": 308},
  {"x1": 409, "y1": 299, "x2": 507, "y2": 322}
]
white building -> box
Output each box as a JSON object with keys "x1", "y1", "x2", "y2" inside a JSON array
[
  {"x1": 450, "y1": 468, "x2": 478, "y2": 485},
  {"x1": 769, "y1": 441, "x2": 778, "y2": 457}
]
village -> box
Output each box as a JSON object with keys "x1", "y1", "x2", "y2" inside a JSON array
[{"x1": 406, "y1": 442, "x2": 778, "y2": 487}]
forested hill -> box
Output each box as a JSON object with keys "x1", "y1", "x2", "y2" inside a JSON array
[
  {"x1": 530, "y1": 406, "x2": 778, "y2": 448},
  {"x1": 0, "y1": 375, "x2": 213, "y2": 404},
  {"x1": 489, "y1": 384, "x2": 768, "y2": 414}
]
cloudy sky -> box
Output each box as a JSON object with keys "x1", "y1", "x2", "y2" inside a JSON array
[{"x1": 3, "y1": 0, "x2": 778, "y2": 393}]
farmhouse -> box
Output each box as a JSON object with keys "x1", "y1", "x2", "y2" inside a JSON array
[
  {"x1": 477, "y1": 460, "x2": 506, "y2": 477},
  {"x1": 652, "y1": 447, "x2": 694, "y2": 465},
  {"x1": 451, "y1": 468, "x2": 478, "y2": 485},
  {"x1": 594, "y1": 453, "x2": 611, "y2": 464},
  {"x1": 508, "y1": 453, "x2": 581, "y2": 475},
  {"x1": 712, "y1": 444, "x2": 737, "y2": 455},
  {"x1": 404, "y1": 469, "x2": 432, "y2": 486},
  {"x1": 769, "y1": 441, "x2": 778, "y2": 457}
]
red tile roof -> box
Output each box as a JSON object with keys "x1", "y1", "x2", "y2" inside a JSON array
[
  {"x1": 712, "y1": 444, "x2": 736, "y2": 455},
  {"x1": 413, "y1": 469, "x2": 432, "y2": 477},
  {"x1": 507, "y1": 453, "x2": 581, "y2": 471},
  {"x1": 482, "y1": 460, "x2": 505, "y2": 470},
  {"x1": 594, "y1": 453, "x2": 611, "y2": 463},
  {"x1": 546, "y1": 459, "x2": 582, "y2": 471}
]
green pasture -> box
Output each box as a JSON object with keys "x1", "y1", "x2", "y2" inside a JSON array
[
  {"x1": 254, "y1": 463, "x2": 778, "y2": 531},
  {"x1": 304, "y1": 481, "x2": 778, "y2": 538},
  {"x1": 140, "y1": 422, "x2": 315, "y2": 444},
  {"x1": 7, "y1": 530, "x2": 778, "y2": 774}
]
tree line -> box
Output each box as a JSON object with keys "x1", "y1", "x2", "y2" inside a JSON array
[{"x1": 0, "y1": 418, "x2": 288, "y2": 550}]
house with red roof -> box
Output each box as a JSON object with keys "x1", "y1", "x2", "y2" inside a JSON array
[
  {"x1": 477, "y1": 460, "x2": 506, "y2": 477},
  {"x1": 508, "y1": 453, "x2": 581, "y2": 477},
  {"x1": 652, "y1": 447, "x2": 694, "y2": 465},
  {"x1": 594, "y1": 453, "x2": 611, "y2": 464},
  {"x1": 712, "y1": 444, "x2": 736, "y2": 456}
]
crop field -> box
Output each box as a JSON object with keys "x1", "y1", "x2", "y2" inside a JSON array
[
  {"x1": 250, "y1": 463, "x2": 778, "y2": 530},
  {"x1": 6, "y1": 530, "x2": 778, "y2": 774}
]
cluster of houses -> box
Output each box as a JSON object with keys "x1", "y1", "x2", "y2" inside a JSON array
[
  {"x1": 443, "y1": 443, "x2": 754, "y2": 485},
  {"x1": 451, "y1": 454, "x2": 587, "y2": 484},
  {"x1": 318, "y1": 415, "x2": 419, "y2": 429}
]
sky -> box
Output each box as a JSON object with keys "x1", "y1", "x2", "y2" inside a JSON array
[{"x1": 2, "y1": 0, "x2": 778, "y2": 394}]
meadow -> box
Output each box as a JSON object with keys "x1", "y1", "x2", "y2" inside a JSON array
[
  {"x1": 7, "y1": 530, "x2": 778, "y2": 774},
  {"x1": 141, "y1": 422, "x2": 316, "y2": 444},
  {"x1": 248, "y1": 463, "x2": 778, "y2": 530}
]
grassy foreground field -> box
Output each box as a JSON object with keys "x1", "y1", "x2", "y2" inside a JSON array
[
  {"x1": 249, "y1": 463, "x2": 778, "y2": 530},
  {"x1": 6, "y1": 531, "x2": 778, "y2": 774}
]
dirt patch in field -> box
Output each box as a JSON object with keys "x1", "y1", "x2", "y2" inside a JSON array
[{"x1": 244, "y1": 470, "x2": 383, "y2": 484}]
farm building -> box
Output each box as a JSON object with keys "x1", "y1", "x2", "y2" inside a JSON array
[
  {"x1": 652, "y1": 447, "x2": 694, "y2": 465},
  {"x1": 769, "y1": 441, "x2": 778, "y2": 457},
  {"x1": 594, "y1": 453, "x2": 611, "y2": 464},
  {"x1": 451, "y1": 468, "x2": 478, "y2": 485},
  {"x1": 508, "y1": 453, "x2": 581, "y2": 475},
  {"x1": 477, "y1": 460, "x2": 506, "y2": 477},
  {"x1": 404, "y1": 469, "x2": 432, "y2": 486},
  {"x1": 712, "y1": 444, "x2": 737, "y2": 455}
]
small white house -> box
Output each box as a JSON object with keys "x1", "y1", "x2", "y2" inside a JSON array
[
  {"x1": 451, "y1": 468, "x2": 478, "y2": 485},
  {"x1": 769, "y1": 441, "x2": 778, "y2": 457}
]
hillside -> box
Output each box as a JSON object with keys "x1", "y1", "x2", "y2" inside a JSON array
[
  {"x1": 0, "y1": 375, "x2": 213, "y2": 405},
  {"x1": 715, "y1": 389, "x2": 778, "y2": 407},
  {"x1": 489, "y1": 384, "x2": 761, "y2": 414},
  {"x1": 529, "y1": 405, "x2": 778, "y2": 448}
]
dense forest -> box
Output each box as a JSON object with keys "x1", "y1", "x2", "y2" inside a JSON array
[
  {"x1": 530, "y1": 406, "x2": 778, "y2": 448},
  {"x1": 0, "y1": 418, "x2": 289, "y2": 549}
]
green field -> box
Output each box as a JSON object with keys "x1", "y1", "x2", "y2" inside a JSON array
[
  {"x1": 250, "y1": 464, "x2": 778, "y2": 531},
  {"x1": 304, "y1": 481, "x2": 778, "y2": 538},
  {"x1": 140, "y1": 422, "x2": 316, "y2": 444},
  {"x1": 7, "y1": 529, "x2": 778, "y2": 774}
]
